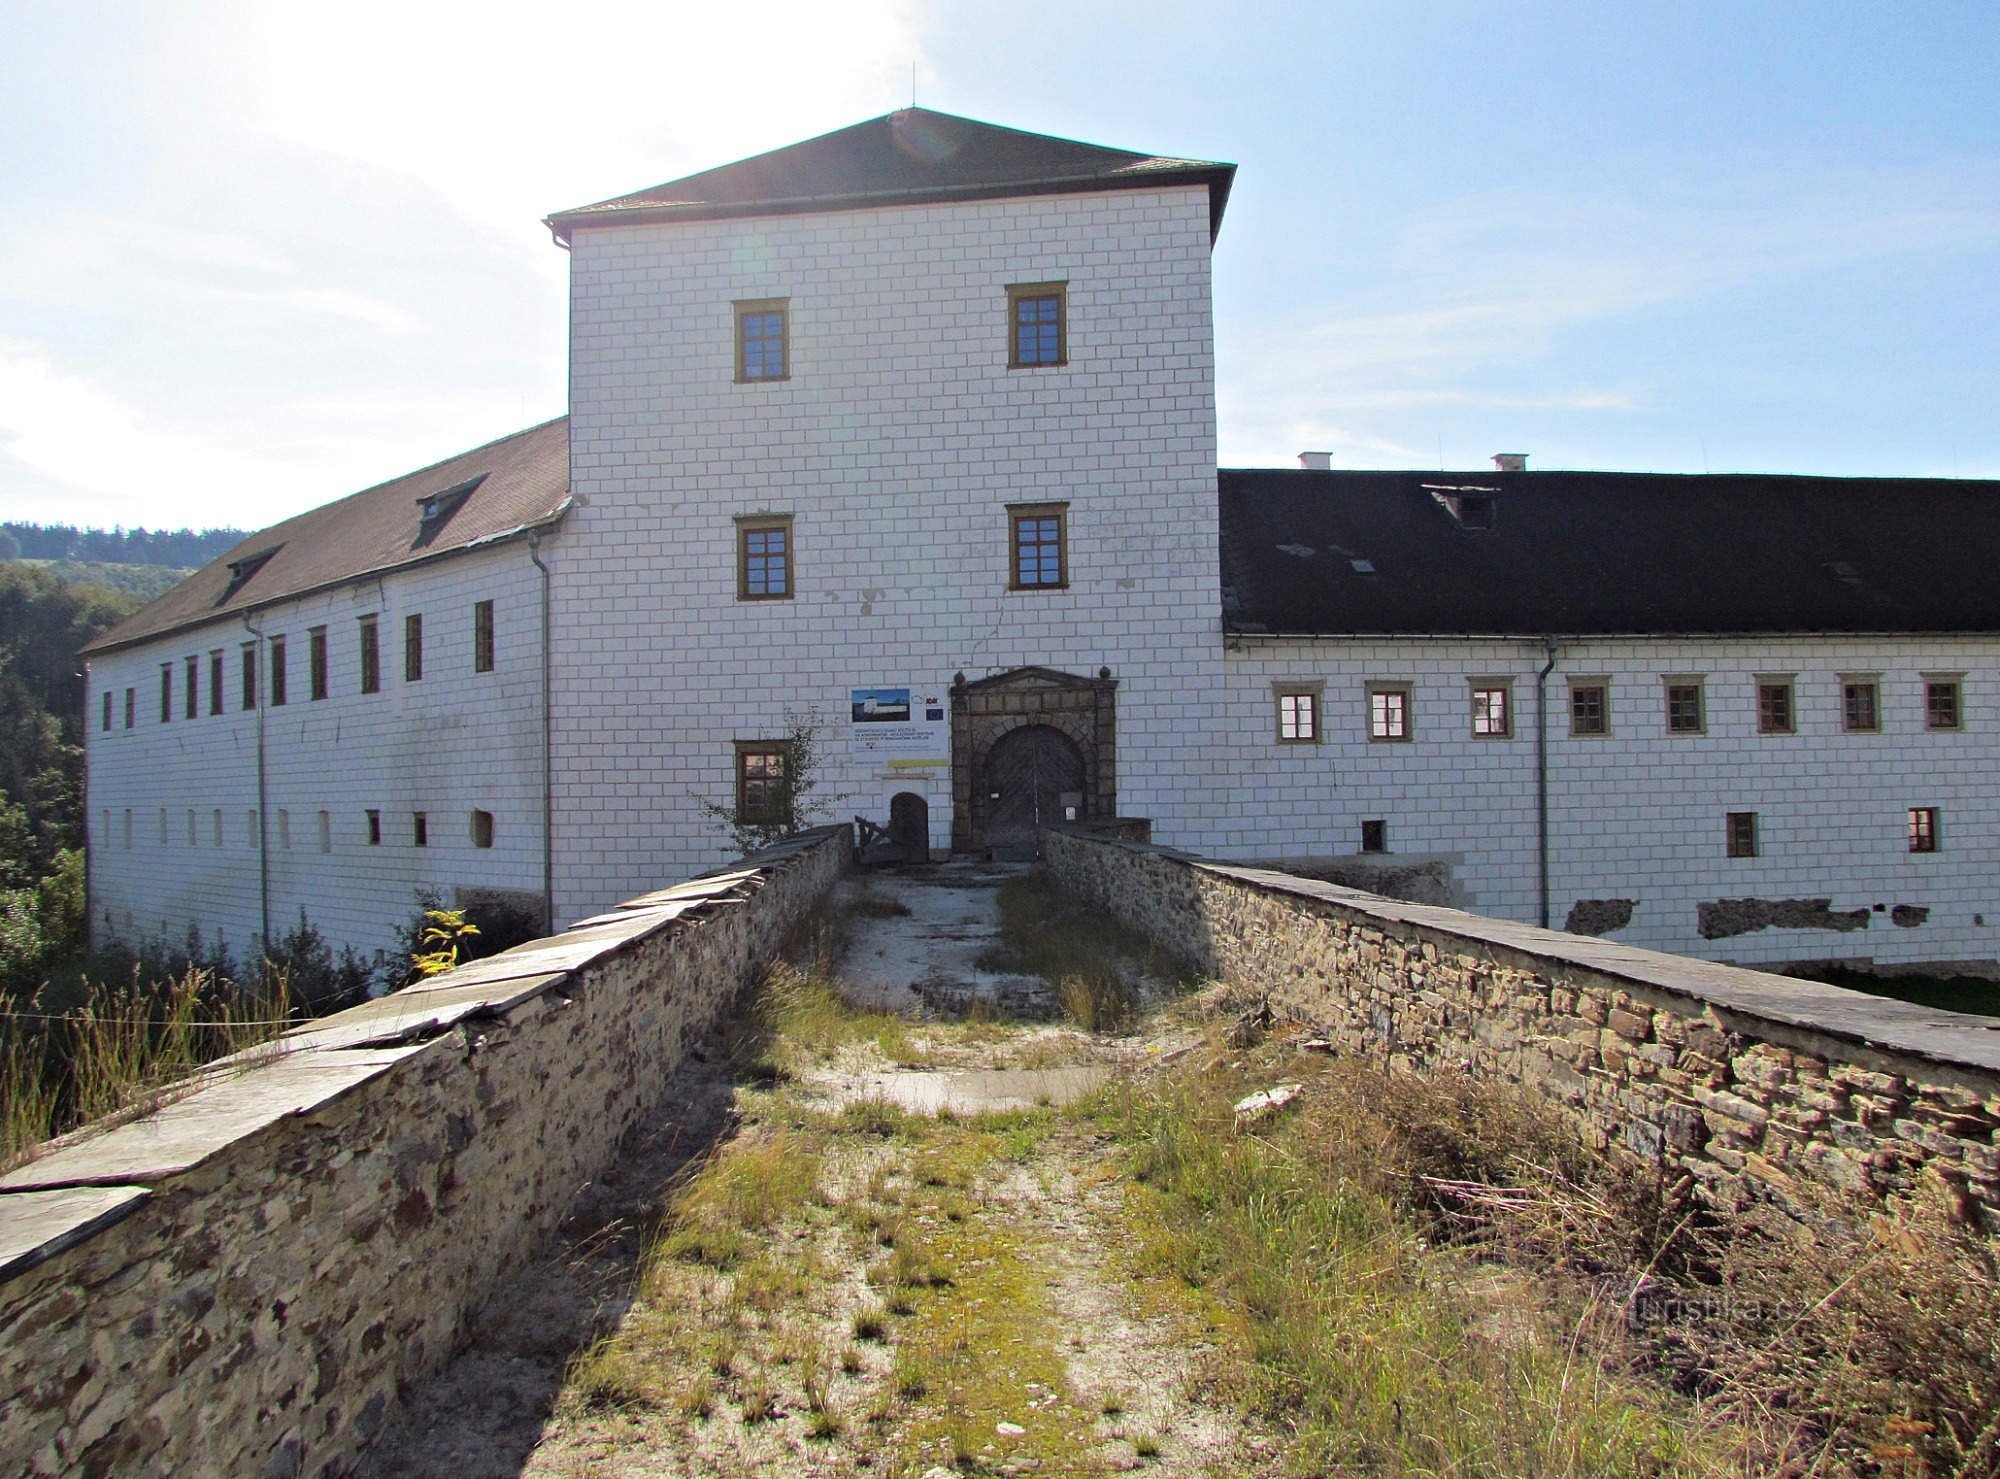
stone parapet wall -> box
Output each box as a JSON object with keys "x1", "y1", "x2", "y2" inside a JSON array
[
  {"x1": 0, "y1": 829, "x2": 846, "y2": 1478},
  {"x1": 1044, "y1": 828, "x2": 2000, "y2": 1235}
]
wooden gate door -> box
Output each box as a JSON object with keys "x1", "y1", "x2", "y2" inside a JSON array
[{"x1": 983, "y1": 724, "x2": 1085, "y2": 860}]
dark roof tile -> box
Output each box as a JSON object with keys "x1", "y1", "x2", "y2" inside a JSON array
[{"x1": 1218, "y1": 468, "x2": 2000, "y2": 635}]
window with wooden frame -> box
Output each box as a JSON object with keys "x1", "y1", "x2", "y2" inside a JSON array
[
  {"x1": 404, "y1": 613, "x2": 424, "y2": 683},
  {"x1": 184, "y1": 656, "x2": 198, "y2": 719},
  {"x1": 1367, "y1": 683, "x2": 1412, "y2": 742},
  {"x1": 1841, "y1": 675, "x2": 1879, "y2": 733},
  {"x1": 1726, "y1": 811, "x2": 1758, "y2": 858},
  {"x1": 734, "y1": 298, "x2": 789, "y2": 382},
  {"x1": 1756, "y1": 677, "x2": 1795, "y2": 735},
  {"x1": 1007, "y1": 281, "x2": 1067, "y2": 368},
  {"x1": 1568, "y1": 679, "x2": 1610, "y2": 736},
  {"x1": 1274, "y1": 683, "x2": 1321, "y2": 743},
  {"x1": 473, "y1": 600, "x2": 495, "y2": 673},
  {"x1": 1663, "y1": 678, "x2": 1704, "y2": 735},
  {"x1": 736, "y1": 516, "x2": 794, "y2": 600},
  {"x1": 1908, "y1": 806, "x2": 1939, "y2": 853},
  {"x1": 1924, "y1": 675, "x2": 1963, "y2": 731},
  {"x1": 269, "y1": 636, "x2": 287, "y2": 707},
  {"x1": 1008, "y1": 503, "x2": 1068, "y2": 589},
  {"x1": 1470, "y1": 681, "x2": 1512, "y2": 738},
  {"x1": 359, "y1": 616, "x2": 380, "y2": 694},
  {"x1": 735, "y1": 741, "x2": 791, "y2": 826},
  {"x1": 309, "y1": 627, "x2": 328, "y2": 700}
]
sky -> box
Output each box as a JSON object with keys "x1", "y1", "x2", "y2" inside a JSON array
[{"x1": 2, "y1": 0, "x2": 1997, "y2": 532}]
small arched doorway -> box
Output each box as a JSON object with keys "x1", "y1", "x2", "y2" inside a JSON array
[
  {"x1": 888, "y1": 791, "x2": 929, "y2": 860},
  {"x1": 982, "y1": 724, "x2": 1086, "y2": 860}
]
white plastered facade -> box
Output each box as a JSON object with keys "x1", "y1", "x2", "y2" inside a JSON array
[{"x1": 85, "y1": 543, "x2": 548, "y2": 965}]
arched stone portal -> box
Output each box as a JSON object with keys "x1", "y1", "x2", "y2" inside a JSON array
[{"x1": 951, "y1": 666, "x2": 1117, "y2": 857}]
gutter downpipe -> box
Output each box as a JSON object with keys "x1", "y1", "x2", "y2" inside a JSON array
[
  {"x1": 241, "y1": 612, "x2": 272, "y2": 952},
  {"x1": 1535, "y1": 635, "x2": 1558, "y2": 929},
  {"x1": 529, "y1": 533, "x2": 554, "y2": 933}
]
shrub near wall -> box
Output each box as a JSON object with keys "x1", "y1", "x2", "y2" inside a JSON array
[
  {"x1": 0, "y1": 828, "x2": 846, "y2": 1478},
  {"x1": 1044, "y1": 828, "x2": 2000, "y2": 1236}
]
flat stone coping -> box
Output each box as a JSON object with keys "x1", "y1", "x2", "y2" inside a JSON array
[
  {"x1": 0, "y1": 1046, "x2": 429, "y2": 1192},
  {"x1": 845, "y1": 1066, "x2": 1110, "y2": 1116},
  {"x1": 0, "y1": 1186, "x2": 150, "y2": 1282},
  {"x1": 1199, "y1": 862, "x2": 2000, "y2": 1076},
  {"x1": 259, "y1": 974, "x2": 569, "y2": 1055}
]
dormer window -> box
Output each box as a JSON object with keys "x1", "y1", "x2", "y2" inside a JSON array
[
  {"x1": 219, "y1": 546, "x2": 281, "y2": 603},
  {"x1": 1421, "y1": 484, "x2": 1498, "y2": 530},
  {"x1": 414, "y1": 476, "x2": 484, "y2": 547}
]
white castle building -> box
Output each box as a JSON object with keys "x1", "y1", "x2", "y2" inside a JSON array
[{"x1": 82, "y1": 110, "x2": 2000, "y2": 977}]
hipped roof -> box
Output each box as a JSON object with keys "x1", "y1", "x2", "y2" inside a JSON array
[{"x1": 547, "y1": 109, "x2": 1236, "y2": 243}]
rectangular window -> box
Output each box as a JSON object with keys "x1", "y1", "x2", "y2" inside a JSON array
[
  {"x1": 101, "y1": 691, "x2": 112, "y2": 731},
  {"x1": 1360, "y1": 819, "x2": 1387, "y2": 853},
  {"x1": 366, "y1": 809, "x2": 381, "y2": 846},
  {"x1": 1841, "y1": 676, "x2": 1879, "y2": 733},
  {"x1": 309, "y1": 627, "x2": 328, "y2": 700},
  {"x1": 159, "y1": 664, "x2": 171, "y2": 723},
  {"x1": 1568, "y1": 680, "x2": 1609, "y2": 736},
  {"x1": 412, "y1": 812, "x2": 428, "y2": 847},
  {"x1": 1007, "y1": 281, "x2": 1067, "y2": 367},
  {"x1": 157, "y1": 808, "x2": 167, "y2": 844},
  {"x1": 1470, "y1": 682, "x2": 1511, "y2": 738},
  {"x1": 404, "y1": 613, "x2": 423, "y2": 683},
  {"x1": 359, "y1": 616, "x2": 380, "y2": 694},
  {"x1": 185, "y1": 656, "x2": 198, "y2": 719},
  {"x1": 209, "y1": 651, "x2": 223, "y2": 715},
  {"x1": 124, "y1": 687, "x2": 134, "y2": 729},
  {"x1": 247, "y1": 810, "x2": 259, "y2": 848},
  {"x1": 211, "y1": 809, "x2": 222, "y2": 847},
  {"x1": 1664, "y1": 679, "x2": 1704, "y2": 735},
  {"x1": 318, "y1": 810, "x2": 331, "y2": 853},
  {"x1": 735, "y1": 741, "x2": 790, "y2": 825},
  {"x1": 1756, "y1": 677, "x2": 1795, "y2": 735},
  {"x1": 471, "y1": 810, "x2": 494, "y2": 849},
  {"x1": 1275, "y1": 686, "x2": 1320, "y2": 743},
  {"x1": 473, "y1": 600, "x2": 494, "y2": 673},
  {"x1": 1925, "y1": 676, "x2": 1962, "y2": 731},
  {"x1": 1908, "y1": 806, "x2": 1939, "y2": 853},
  {"x1": 737, "y1": 516, "x2": 794, "y2": 600},
  {"x1": 1726, "y1": 811, "x2": 1759, "y2": 858},
  {"x1": 240, "y1": 643, "x2": 257, "y2": 711},
  {"x1": 186, "y1": 809, "x2": 196, "y2": 847},
  {"x1": 277, "y1": 809, "x2": 290, "y2": 850},
  {"x1": 734, "y1": 298, "x2": 789, "y2": 382},
  {"x1": 1008, "y1": 503, "x2": 1068, "y2": 589},
  {"x1": 269, "y1": 636, "x2": 287, "y2": 707},
  {"x1": 122, "y1": 809, "x2": 131, "y2": 850},
  {"x1": 1368, "y1": 684, "x2": 1411, "y2": 742}
]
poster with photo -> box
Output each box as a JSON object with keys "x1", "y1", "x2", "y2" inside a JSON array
[{"x1": 849, "y1": 686, "x2": 948, "y2": 770}]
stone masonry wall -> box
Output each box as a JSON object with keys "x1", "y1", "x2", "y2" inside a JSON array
[
  {"x1": 1045, "y1": 829, "x2": 2000, "y2": 1235},
  {"x1": 0, "y1": 828, "x2": 847, "y2": 1478}
]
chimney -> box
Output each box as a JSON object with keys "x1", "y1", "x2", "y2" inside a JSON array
[
  {"x1": 1491, "y1": 452, "x2": 1528, "y2": 473},
  {"x1": 1298, "y1": 451, "x2": 1333, "y2": 470}
]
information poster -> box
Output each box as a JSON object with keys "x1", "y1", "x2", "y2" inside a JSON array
[{"x1": 850, "y1": 686, "x2": 949, "y2": 771}]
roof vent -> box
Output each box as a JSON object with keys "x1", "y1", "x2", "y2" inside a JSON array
[
  {"x1": 414, "y1": 475, "x2": 487, "y2": 548},
  {"x1": 217, "y1": 546, "x2": 282, "y2": 604},
  {"x1": 1491, "y1": 452, "x2": 1528, "y2": 472},
  {"x1": 1298, "y1": 451, "x2": 1333, "y2": 471}
]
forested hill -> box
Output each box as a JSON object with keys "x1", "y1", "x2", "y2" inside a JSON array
[{"x1": 1, "y1": 522, "x2": 246, "y2": 568}]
